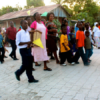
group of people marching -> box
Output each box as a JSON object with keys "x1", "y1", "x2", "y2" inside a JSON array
[{"x1": 0, "y1": 12, "x2": 100, "y2": 83}]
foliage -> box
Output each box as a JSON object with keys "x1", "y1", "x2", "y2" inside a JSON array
[
  {"x1": 51, "y1": 0, "x2": 64, "y2": 5},
  {"x1": 53, "y1": 19, "x2": 61, "y2": 33},
  {"x1": 0, "y1": 6, "x2": 20, "y2": 16},
  {"x1": 63, "y1": 0, "x2": 99, "y2": 26},
  {"x1": 53, "y1": 19, "x2": 61, "y2": 37},
  {"x1": 26, "y1": 0, "x2": 45, "y2": 8}
]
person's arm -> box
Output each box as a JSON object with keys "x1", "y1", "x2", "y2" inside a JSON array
[
  {"x1": 6, "y1": 28, "x2": 9, "y2": 38},
  {"x1": 62, "y1": 43, "x2": 68, "y2": 50}
]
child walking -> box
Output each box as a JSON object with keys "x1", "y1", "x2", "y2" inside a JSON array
[
  {"x1": 60, "y1": 24, "x2": 75, "y2": 66},
  {"x1": 75, "y1": 22, "x2": 89, "y2": 66},
  {"x1": 84, "y1": 23, "x2": 93, "y2": 61},
  {"x1": 85, "y1": 30, "x2": 92, "y2": 62}
]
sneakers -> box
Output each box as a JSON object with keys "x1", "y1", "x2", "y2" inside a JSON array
[
  {"x1": 61, "y1": 63, "x2": 67, "y2": 66},
  {"x1": 15, "y1": 72, "x2": 20, "y2": 81},
  {"x1": 71, "y1": 62, "x2": 75, "y2": 65},
  {"x1": 75, "y1": 62, "x2": 80, "y2": 64}
]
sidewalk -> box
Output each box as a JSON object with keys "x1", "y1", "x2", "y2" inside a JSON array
[{"x1": 0, "y1": 47, "x2": 100, "y2": 100}]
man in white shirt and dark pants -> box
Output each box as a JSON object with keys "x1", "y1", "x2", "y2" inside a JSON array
[{"x1": 15, "y1": 20, "x2": 38, "y2": 83}]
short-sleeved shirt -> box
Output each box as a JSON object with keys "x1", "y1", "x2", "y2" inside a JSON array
[
  {"x1": 16, "y1": 29, "x2": 30, "y2": 49},
  {"x1": 76, "y1": 30, "x2": 85, "y2": 47},
  {"x1": 84, "y1": 30, "x2": 92, "y2": 43},
  {"x1": 68, "y1": 32, "x2": 76, "y2": 45},
  {"x1": 60, "y1": 34, "x2": 70, "y2": 53},
  {"x1": 6, "y1": 27, "x2": 17, "y2": 40},
  {"x1": 85, "y1": 37, "x2": 91, "y2": 49},
  {"x1": 0, "y1": 34, "x2": 3, "y2": 48}
]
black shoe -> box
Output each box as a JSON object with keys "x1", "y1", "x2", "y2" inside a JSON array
[
  {"x1": 35, "y1": 64, "x2": 41, "y2": 67},
  {"x1": 13, "y1": 58, "x2": 19, "y2": 60},
  {"x1": 28, "y1": 79, "x2": 39, "y2": 83},
  {"x1": 50, "y1": 56, "x2": 55, "y2": 60},
  {"x1": 84, "y1": 63, "x2": 90, "y2": 66},
  {"x1": 75, "y1": 62, "x2": 79, "y2": 64},
  {"x1": 1, "y1": 61, "x2": 4, "y2": 64},
  {"x1": 15, "y1": 72, "x2": 20, "y2": 81},
  {"x1": 9, "y1": 55, "x2": 14, "y2": 59}
]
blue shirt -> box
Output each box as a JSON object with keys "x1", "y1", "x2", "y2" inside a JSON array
[
  {"x1": 0, "y1": 34, "x2": 3, "y2": 48},
  {"x1": 75, "y1": 26, "x2": 79, "y2": 35}
]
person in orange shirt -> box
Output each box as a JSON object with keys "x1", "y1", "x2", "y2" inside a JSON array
[
  {"x1": 60, "y1": 24, "x2": 75, "y2": 66},
  {"x1": 75, "y1": 22, "x2": 89, "y2": 66}
]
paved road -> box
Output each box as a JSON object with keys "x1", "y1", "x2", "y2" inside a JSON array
[{"x1": 0, "y1": 47, "x2": 100, "y2": 100}]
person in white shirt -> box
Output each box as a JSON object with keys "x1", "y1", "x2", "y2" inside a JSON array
[
  {"x1": 92, "y1": 22, "x2": 100, "y2": 49},
  {"x1": 15, "y1": 20, "x2": 39, "y2": 83},
  {"x1": 25, "y1": 17, "x2": 41, "y2": 68}
]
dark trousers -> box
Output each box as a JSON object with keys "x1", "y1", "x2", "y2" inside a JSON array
[
  {"x1": 16, "y1": 48, "x2": 34, "y2": 81},
  {"x1": 0, "y1": 47, "x2": 5, "y2": 62},
  {"x1": 9, "y1": 39, "x2": 17, "y2": 58},
  {"x1": 74, "y1": 47, "x2": 88, "y2": 64},
  {"x1": 60, "y1": 50, "x2": 73, "y2": 64},
  {"x1": 85, "y1": 49, "x2": 93, "y2": 60}
]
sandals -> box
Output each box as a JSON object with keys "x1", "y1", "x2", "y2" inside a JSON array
[
  {"x1": 32, "y1": 68, "x2": 35, "y2": 71},
  {"x1": 44, "y1": 68, "x2": 52, "y2": 71},
  {"x1": 35, "y1": 64, "x2": 41, "y2": 66}
]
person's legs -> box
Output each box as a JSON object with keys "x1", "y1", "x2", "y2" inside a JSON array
[
  {"x1": 89, "y1": 45, "x2": 93, "y2": 59},
  {"x1": 66, "y1": 50, "x2": 73, "y2": 63},
  {"x1": 60, "y1": 52, "x2": 67, "y2": 64},
  {"x1": 9, "y1": 39, "x2": 13, "y2": 57},
  {"x1": 0, "y1": 47, "x2": 5, "y2": 63},
  {"x1": 15, "y1": 48, "x2": 34, "y2": 81},
  {"x1": 85, "y1": 49, "x2": 89, "y2": 61},
  {"x1": 73, "y1": 50, "x2": 80, "y2": 63},
  {"x1": 13, "y1": 40, "x2": 17, "y2": 59},
  {"x1": 0, "y1": 48, "x2": 2, "y2": 62},
  {"x1": 44, "y1": 61, "x2": 52, "y2": 71},
  {"x1": 78, "y1": 47, "x2": 88, "y2": 64},
  {"x1": 9, "y1": 39, "x2": 17, "y2": 58},
  {"x1": 2, "y1": 47, "x2": 5, "y2": 62},
  {"x1": 88, "y1": 49, "x2": 93, "y2": 59},
  {"x1": 26, "y1": 55, "x2": 34, "y2": 81},
  {"x1": 53, "y1": 51, "x2": 60, "y2": 64}
]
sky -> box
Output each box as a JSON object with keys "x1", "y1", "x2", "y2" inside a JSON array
[{"x1": 0, "y1": 0, "x2": 55, "y2": 9}]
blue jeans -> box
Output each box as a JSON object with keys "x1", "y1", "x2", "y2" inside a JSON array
[
  {"x1": 85, "y1": 49, "x2": 93, "y2": 60},
  {"x1": 74, "y1": 47, "x2": 88, "y2": 64}
]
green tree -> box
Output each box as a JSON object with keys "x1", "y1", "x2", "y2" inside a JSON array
[
  {"x1": 0, "y1": 6, "x2": 19, "y2": 16},
  {"x1": 27, "y1": 0, "x2": 45, "y2": 8},
  {"x1": 51, "y1": 0, "x2": 64, "y2": 5}
]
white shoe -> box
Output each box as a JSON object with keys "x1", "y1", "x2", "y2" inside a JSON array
[
  {"x1": 71, "y1": 62, "x2": 75, "y2": 65},
  {"x1": 61, "y1": 64, "x2": 67, "y2": 66}
]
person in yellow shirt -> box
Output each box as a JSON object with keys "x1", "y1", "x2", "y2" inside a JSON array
[{"x1": 60, "y1": 24, "x2": 75, "y2": 66}]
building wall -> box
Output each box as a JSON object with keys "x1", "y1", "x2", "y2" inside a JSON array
[{"x1": 0, "y1": 17, "x2": 66, "y2": 30}]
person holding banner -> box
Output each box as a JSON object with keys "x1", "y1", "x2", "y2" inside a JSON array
[
  {"x1": 30, "y1": 12, "x2": 52, "y2": 71},
  {"x1": 15, "y1": 20, "x2": 38, "y2": 83}
]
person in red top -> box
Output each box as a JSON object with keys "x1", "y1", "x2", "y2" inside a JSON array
[
  {"x1": 74, "y1": 22, "x2": 89, "y2": 66},
  {"x1": 6, "y1": 21, "x2": 18, "y2": 60}
]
